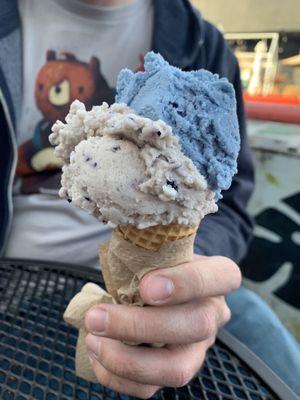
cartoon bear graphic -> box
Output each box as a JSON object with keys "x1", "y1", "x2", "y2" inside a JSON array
[{"x1": 17, "y1": 50, "x2": 115, "y2": 192}]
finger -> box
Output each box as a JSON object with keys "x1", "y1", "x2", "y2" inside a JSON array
[
  {"x1": 85, "y1": 297, "x2": 229, "y2": 344},
  {"x1": 140, "y1": 255, "x2": 241, "y2": 305},
  {"x1": 86, "y1": 334, "x2": 209, "y2": 387},
  {"x1": 88, "y1": 351, "x2": 159, "y2": 399}
]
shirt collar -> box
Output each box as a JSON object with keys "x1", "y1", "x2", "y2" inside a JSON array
[{"x1": 52, "y1": 0, "x2": 150, "y2": 23}]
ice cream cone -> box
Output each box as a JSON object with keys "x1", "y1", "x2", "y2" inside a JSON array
[
  {"x1": 118, "y1": 223, "x2": 199, "y2": 252},
  {"x1": 99, "y1": 222, "x2": 199, "y2": 349},
  {"x1": 98, "y1": 222, "x2": 199, "y2": 307}
]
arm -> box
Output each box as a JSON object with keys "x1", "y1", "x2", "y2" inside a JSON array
[{"x1": 84, "y1": 22, "x2": 248, "y2": 399}]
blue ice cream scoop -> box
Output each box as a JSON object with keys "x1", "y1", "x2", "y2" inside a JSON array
[{"x1": 116, "y1": 52, "x2": 240, "y2": 198}]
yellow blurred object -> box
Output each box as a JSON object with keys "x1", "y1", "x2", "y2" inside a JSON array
[
  {"x1": 281, "y1": 55, "x2": 300, "y2": 67},
  {"x1": 248, "y1": 40, "x2": 268, "y2": 95},
  {"x1": 282, "y1": 85, "x2": 300, "y2": 96},
  {"x1": 192, "y1": 0, "x2": 201, "y2": 8},
  {"x1": 226, "y1": 33, "x2": 279, "y2": 96}
]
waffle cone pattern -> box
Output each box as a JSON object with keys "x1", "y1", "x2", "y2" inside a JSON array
[{"x1": 118, "y1": 223, "x2": 199, "y2": 251}]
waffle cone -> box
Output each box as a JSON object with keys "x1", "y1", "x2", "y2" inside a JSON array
[{"x1": 118, "y1": 223, "x2": 199, "y2": 251}]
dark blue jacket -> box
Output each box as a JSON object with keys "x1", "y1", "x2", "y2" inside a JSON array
[{"x1": 0, "y1": 0, "x2": 254, "y2": 262}]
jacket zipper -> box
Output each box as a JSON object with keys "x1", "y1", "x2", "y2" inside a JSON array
[{"x1": 0, "y1": 88, "x2": 17, "y2": 255}]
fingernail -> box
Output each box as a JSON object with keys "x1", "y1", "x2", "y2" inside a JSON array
[
  {"x1": 145, "y1": 276, "x2": 174, "y2": 302},
  {"x1": 86, "y1": 334, "x2": 101, "y2": 356},
  {"x1": 86, "y1": 307, "x2": 108, "y2": 334}
]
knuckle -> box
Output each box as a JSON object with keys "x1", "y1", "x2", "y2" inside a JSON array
[
  {"x1": 231, "y1": 264, "x2": 242, "y2": 290},
  {"x1": 215, "y1": 256, "x2": 242, "y2": 292},
  {"x1": 173, "y1": 363, "x2": 194, "y2": 387},
  {"x1": 113, "y1": 356, "x2": 130, "y2": 377},
  {"x1": 100, "y1": 342, "x2": 144, "y2": 381},
  {"x1": 192, "y1": 263, "x2": 205, "y2": 297},
  {"x1": 200, "y1": 307, "x2": 216, "y2": 338},
  {"x1": 222, "y1": 304, "x2": 232, "y2": 325},
  {"x1": 121, "y1": 357, "x2": 144, "y2": 380},
  {"x1": 130, "y1": 310, "x2": 148, "y2": 340},
  {"x1": 122, "y1": 309, "x2": 147, "y2": 341},
  {"x1": 183, "y1": 306, "x2": 204, "y2": 342},
  {"x1": 209, "y1": 297, "x2": 231, "y2": 327}
]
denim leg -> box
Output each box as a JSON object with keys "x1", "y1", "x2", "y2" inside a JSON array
[{"x1": 225, "y1": 287, "x2": 300, "y2": 395}]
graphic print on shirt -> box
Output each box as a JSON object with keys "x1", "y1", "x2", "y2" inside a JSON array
[{"x1": 16, "y1": 50, "x2": 115, "y2": 194}]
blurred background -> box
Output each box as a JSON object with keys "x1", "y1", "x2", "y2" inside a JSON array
[{"x1": 193, "y1": 0, "x2": 300, "y2": 340}]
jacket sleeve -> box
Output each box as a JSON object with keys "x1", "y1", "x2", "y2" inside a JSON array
[{"x1": 194, "y1": 22, "x2": 255, "y2": 263}]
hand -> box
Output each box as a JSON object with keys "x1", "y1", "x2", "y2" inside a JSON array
[{"x1": 84, "y1": 255, "x2": 241, "y2": 399}]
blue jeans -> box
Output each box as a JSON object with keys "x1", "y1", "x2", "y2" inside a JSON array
[{"x1": 226, "y1": 287, "x2": 300, "y2": 395}]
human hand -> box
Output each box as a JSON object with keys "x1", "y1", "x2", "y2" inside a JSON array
[{"x1": 84, "y1": 255, "x2": 241, "y2": 398}]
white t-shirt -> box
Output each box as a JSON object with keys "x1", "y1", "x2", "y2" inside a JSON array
[{"x1": 5, "y1": 0, "x2": 153, "y2": 268}]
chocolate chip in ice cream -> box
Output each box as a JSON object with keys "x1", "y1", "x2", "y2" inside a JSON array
[{"x1": 166, "y1": 179, "x2": 178, "y2": 191}]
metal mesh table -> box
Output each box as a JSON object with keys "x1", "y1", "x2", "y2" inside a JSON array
[{"x1": 0, "y1": 259, "x2": 298, "y2": 400}]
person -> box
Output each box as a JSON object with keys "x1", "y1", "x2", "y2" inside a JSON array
[{"x1": 0, "y1": 0, "x2": 299, "y2": 397}]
